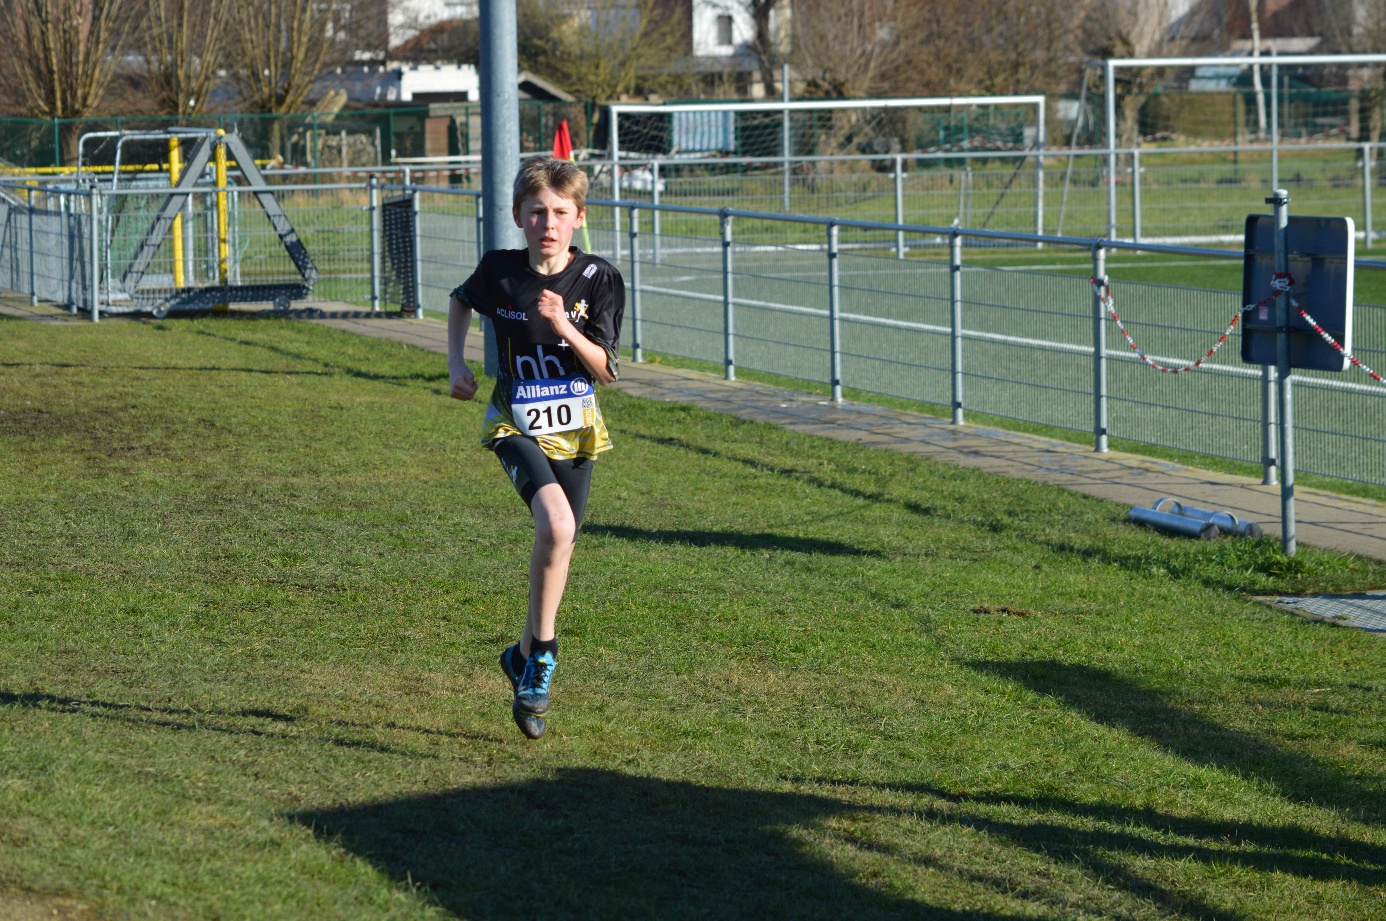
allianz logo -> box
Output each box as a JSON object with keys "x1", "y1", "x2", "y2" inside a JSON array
[{"x1": 514, "y1": 382, "x2": 572, "y2": 399}]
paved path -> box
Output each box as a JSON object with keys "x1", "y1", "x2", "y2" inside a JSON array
[{"x1": 9, "y1": 295, "x2": 1386, "y2": 563}]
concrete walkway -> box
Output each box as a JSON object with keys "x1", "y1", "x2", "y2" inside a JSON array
[{"x1": 9, "y1": 295, "x2": 1386, "y2": 562}]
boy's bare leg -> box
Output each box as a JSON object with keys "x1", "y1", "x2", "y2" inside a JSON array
[{"x1": 519, "y1": 482, "x2": 577, "y2": 657}]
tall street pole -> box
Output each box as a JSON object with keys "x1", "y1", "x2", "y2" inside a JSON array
[{"x1": 479, "y1": 0, "x2": 521, "y2": 376}]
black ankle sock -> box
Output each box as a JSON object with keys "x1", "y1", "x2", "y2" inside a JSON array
[
  {"x1": 510, "y1": 645, "x2": 527, "y2": 673},
  {"x1": 531, "y1": 638, "x2": 558, "y2": 659}
]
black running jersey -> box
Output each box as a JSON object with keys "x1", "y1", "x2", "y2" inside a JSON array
[{"x1": 452, "y1": 247, "x2": 625, "y2": 459}]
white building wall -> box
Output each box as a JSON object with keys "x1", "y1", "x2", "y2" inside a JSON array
[
  {"x1": 388, "y1": 0, "x2": 478, "y2": 49},
  {"x1": 691, "y1": 0, "x2": 754, "y2": 57},
  {"x1": 397, "y1": 63, "x2": 480, "y2": 101}
]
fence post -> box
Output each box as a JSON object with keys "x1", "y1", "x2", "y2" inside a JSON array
[
  {"x1": 1105, "y1": 58, "x2": 1118, "y2": 241},
  {"x1": 89, "y1": 188, "x2": 101, "y2": 323},
  {"x1": 27, "y1": 187, "x2": 37, "y2": 306},
  {"x1": 1270, "y1": 187, "x2": 1296, "y2": 556},
  {"x1": 1035, "y1": 98, "x2": 1045, "y2": 249},
  {"x1": 1131, "y1": 149, "x2": 1142, "y2": 245},
  {"x1": 721, "y1": 209, "x2": 735, "y2": 381},
  {"x1": 949, "y1": 229, "x2": 964, "y2": 425},
  {"x1": 651, "y1": 159, "x2": 662, "y2": 266},
  {"x1": 782, "y1": 66, "x2": 792, "y2": 214},
  {"x1": 411, "y1": 186, "x2": 423, "y2": 319},
  {"x1": 63, "y1": 192, "x2": 75, "y2": 314},
  {"x1": 894, "y1": 155, "x2": 905, "y2": 259},
  {"x1": 1092, "y1": 243, "x2": 1108, "y2": 452},
  {"x1": 827, "y1": 221, "x2": 843, "y2": 403},
  {"x1": 1261, "y1": 366, "x2": 1278, "y2": 485},
  {"x1": 611, "y1": 146, "x2": 623, "y2": 262},
  {"x1": 475, "y1": 192, "x2": 484, "y2": 265},
  {"x1": 1363, "y1": 143, "x2": 1374, "y2": 247},
  {"x1": 368, "y1": 175, "x2": 381, "y2": 312},
  {"x1": 1270, "y1": 61, "x2": 1280, "y2": 191},
  {"x1": 629, "y1": 203, "x2": 643, "y2": 363}
]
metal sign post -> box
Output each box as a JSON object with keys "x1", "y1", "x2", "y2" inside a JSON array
[
  {"x1": 1269, "y1": 189, "x2": 1296, "y2": 556},
  {"x1": 1241, "y1": 194, "x2": 1356, "y2": 556}
]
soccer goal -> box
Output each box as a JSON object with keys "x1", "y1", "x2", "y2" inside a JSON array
[{"x1": 601, "y1": 95, "x2": 1047, "y2": 248}]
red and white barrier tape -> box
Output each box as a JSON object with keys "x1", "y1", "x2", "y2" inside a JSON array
[
  {"x1": 1286, "y1": 291, "x2": 1385, "y2": 385},
  {"x1": 1093, "y1": 271, "x2": 1383, "y2": 384},
  {"x1": 1090, "y1": 275, "x2": 1248, "y2": 374}
]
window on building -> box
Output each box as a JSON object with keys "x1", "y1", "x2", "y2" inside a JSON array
[{"x1": 716, "y1": 13, "x2": 733, "y2": 47}]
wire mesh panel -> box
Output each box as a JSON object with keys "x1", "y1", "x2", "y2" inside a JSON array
[
  {"x1": 833, "y1": 240, "x2": 953, "y2": 407},
  {"x1": 1103, "y1": 280, "x2": 1264, "y2": 463},
  {"x1": 415, "y1": 190, "x2": 481, "y2": 314},
  {"x1": 957, "y1": 266, "x2": 1095, "y2": 432},
  {"x1": 95, "y1": 182, "x2": 369, "y2": 314},
  {"x1": 723, "y1": 237, "x2": 831, "y2": 382},
  {"x1": 0, "y1": 188, "x2": 94, "y2": 310},
  {"x1": 629, "y1": 210, "x2": 728, "y2": 367},
  {"x1": 1292, "y1": 298, "x2": 1386, "y2": 486}
]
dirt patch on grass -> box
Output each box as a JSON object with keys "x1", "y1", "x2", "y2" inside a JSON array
[
  {"x1": 973, "y1": 604, "x2": 1037, "y2": 617},
  {"x1": 0, "y1": 892, "x2": 94, "y2": 920}
]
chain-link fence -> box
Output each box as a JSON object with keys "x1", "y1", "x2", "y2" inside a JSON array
[
  {"x1": 5, "y1": 173, "x2": 1383, "y2": 488},
  {"x1": 0, "y1": 102, "x2": 600, "y2": 170},
  {"x1": 0, "y1": 185, "x2": 97, "y2": 312}
]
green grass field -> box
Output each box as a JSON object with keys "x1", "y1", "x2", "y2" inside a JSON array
[{"x1": 3, "y1": 316, "x2": 1386, "y2": 920}]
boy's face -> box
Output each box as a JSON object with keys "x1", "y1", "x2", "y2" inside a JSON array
[{"x1": 514, "y1": 187, "x2": 585, "y2": 264}]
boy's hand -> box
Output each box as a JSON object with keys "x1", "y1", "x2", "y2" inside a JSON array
[
  {"x1": 450, "y1": 365, "x2": 478, "y2": 401},
  {"x1": 536, "y1": 289, "x2": 572, "y2": 335}
]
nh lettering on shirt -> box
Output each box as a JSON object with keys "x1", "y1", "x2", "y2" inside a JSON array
[{"x1": 515, "y1": 343, "x2": 565, "y2": 379}]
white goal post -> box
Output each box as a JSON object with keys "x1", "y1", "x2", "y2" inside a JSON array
[
  {"x1": 605, "y1": 95, "x2": 1047, "y2": 238},
  {"x1": 1102, "y1": 53, "x2": 1386, "y2": 241}
]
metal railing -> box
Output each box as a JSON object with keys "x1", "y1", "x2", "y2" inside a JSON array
[
  {"x1": 5, "y1": 175, "x2": 1383, "y2": 490},
  {"x1": 399, "y1": 182, "x2": 1384, "y2": 487}
]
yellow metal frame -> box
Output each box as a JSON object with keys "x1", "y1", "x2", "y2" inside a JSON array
[
  {"x1": 168, "y1": 138, "x2": 185, "y2": 289},
  {"x1": 214, "y1": 130, "x2": 229, "y2": 310}
]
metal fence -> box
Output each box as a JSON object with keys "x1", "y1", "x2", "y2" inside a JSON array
[
  {"x1": 589, "y1": 141, "x2": 1386, "y2": 248},
  {"x1": 4, "y1": 175, "x2": 1383, "y2": 490},
  {"x1": 0, "y1": 185, "x2": 97, "y2": 312}
]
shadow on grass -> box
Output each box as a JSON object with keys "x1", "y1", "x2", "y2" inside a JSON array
[
  {"x1": 188, "y1": 329, "x2": 446, "y2": 387},
  {"x1": 583, "y1": 523, "x2": 883, "y2": 557},
  {"x1": 969, "y1": 660, "x2": 1386, "y2": 826},
  {"x1": 625, "y1": 430, "x2": 1379, "y2": 594},
  {"x1": 0, "y1": 690, "x2": 502, "y2": 754},
  {"x1": 0, "y1": 361, "x2": 338, "y2": 377},
  {"x1": 290, "y1": 767, "x2": 1034, "y2": 921},
  {"x1": 624, "y1": 430, "x2": 950, "y2": 521},
  {"x1": 790, "y1": 775, "x2": 1382, "y2": 918}
]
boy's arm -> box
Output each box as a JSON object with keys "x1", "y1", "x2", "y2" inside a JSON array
[
  {"x1": 536, "y1": 290, "x2": 617, "y2": 385},
  {"x1": 448, "y1": 295, "x2": 478, "y2": 400}
]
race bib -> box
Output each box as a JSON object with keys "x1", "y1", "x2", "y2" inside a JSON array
[{"x1": 511, "y1": 375, "x2": 597, "y2": 436}]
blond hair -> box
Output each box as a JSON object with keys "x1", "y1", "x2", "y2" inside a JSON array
[{"x1": 512, "y1": 155, "x2": 588, "y2": 212}]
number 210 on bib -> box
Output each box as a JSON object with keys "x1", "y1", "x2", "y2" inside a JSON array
[{"x1": 511, "y1": 375, "x2": 597, "y2": 435}]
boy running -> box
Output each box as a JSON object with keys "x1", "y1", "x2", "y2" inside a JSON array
[{"x1": 447, "y1": 155, "x2": 624, "y2": 740}]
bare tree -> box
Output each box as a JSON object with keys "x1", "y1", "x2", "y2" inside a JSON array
[
  {"x1": 1084, "y1": 0, "x2": 1186, "y2": 151},
  {"x1": 789, "y1": 0, "x2": 923, "y2": 99},
  {"x1": 0, "y1": 0, "x2": 132, "y2": 160},
  {"x1": 700, "y1": 0, "x2": 787, "y2": 96},
  {"x1": 531, "y1": 0, "x2": 689, "y2": 101},
  {"x1": 1319, "y1": 0, "x2": 1386, "y2": 150},
  {"x1": 904, "y1": 0, "x2": 1088, "y2": 97},
  {"x1": 229, "y1": 0, "x2": 336, "y2": 156},
  {"x1": 141, "y1": 0, "x2": 231, "y2": 116}
]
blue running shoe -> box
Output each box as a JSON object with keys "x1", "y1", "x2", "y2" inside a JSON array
[
  {"x1": 512, "y1": 697, "x2": 546, "y2": 739},
  {"x1": 515, "y1": 650, "x2": 557, "y2": 716},
  {"x1": 499, "y1": 644, "x2": 524, "y2": 696}
]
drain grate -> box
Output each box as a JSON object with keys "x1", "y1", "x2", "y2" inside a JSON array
[{"x1": 1263, "y1": 592, "x2": 1386, "y2": 634}]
